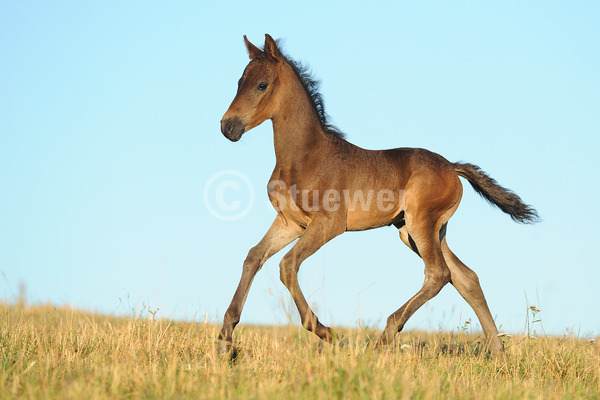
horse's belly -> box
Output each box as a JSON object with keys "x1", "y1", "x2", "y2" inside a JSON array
[{"x1": 346, "y1": 208, "x2": 402, "y2": 231}]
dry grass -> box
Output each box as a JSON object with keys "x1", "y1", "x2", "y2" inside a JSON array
[{"x1": 1, "y1": 302, "x2": 598, "y2": 399}]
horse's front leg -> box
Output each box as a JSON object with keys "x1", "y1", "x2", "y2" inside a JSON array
[
  {"x1": 218, "y1": 215, "x2": 302, "y2": 351},
  {"x1": 278, "y1": 215, "x2": 345, "y2": 343}
]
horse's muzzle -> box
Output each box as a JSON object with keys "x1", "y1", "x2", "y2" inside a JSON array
[{"x1": 220, "y1": 117, "x2": 246, "y2": 142}]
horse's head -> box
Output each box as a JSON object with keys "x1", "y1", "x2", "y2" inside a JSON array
[{"x1": 221, "y1": 34, "x2": 284, "y2": 142}]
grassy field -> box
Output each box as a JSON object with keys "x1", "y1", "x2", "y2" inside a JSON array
[{"x1": 1, "y1": 302, "x2": 598, "y2": 399}]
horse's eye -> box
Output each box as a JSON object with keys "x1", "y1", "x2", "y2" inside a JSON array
[{"x1": 257, "y1": 82, "x2": 268, "y2": 91}]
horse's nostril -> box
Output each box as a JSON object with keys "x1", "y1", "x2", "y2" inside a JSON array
[{"x1": 221, "y1": 119, "x2": 233, "y2": 135}]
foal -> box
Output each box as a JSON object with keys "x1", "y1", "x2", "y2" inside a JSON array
[{"x1": 218, "y1": 34, "x2": 538, "y2": 354}]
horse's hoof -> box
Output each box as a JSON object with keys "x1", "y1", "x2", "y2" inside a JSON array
[
  {"x1": 217, "y1": 340, "x2": 241, "y2": 364},
  {"x1": 217, "y1": 339, "x2": 233, "y2": 356}
]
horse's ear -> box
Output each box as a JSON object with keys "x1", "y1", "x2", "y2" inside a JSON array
[
  {"x1": 264, "y1": 34, "x2": 282, "y2": 62},
  {"x1": 244, "y1": 35, "x2": 263, "y2": 60}
]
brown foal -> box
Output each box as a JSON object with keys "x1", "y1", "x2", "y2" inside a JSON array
[{"x1": 218, "y1": 34, "x2": 538, "y2": 354}]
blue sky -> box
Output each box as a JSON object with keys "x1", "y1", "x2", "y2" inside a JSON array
[{"x1": 1, "y1": 1, "x2": 599, "y2": 337}]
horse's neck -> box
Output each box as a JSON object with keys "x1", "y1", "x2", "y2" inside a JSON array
[
  {"x1": 271, "y1": 93, "x2": 327, "y2": 170},
  {"x1": 273, "y1": 121, "x2": 323, "y2": 160}
]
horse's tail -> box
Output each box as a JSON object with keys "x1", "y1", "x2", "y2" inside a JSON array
[{"x1": 454, "y1": 162, "x2": 540, "y2": 224}]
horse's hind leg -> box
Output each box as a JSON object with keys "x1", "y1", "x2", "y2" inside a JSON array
[
  {"x1": 380, "y1": 218, "x2": 451, "y2": 344},
  {"x1": 441, "y1": 237, "x2": 504, "y2": 353}
]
